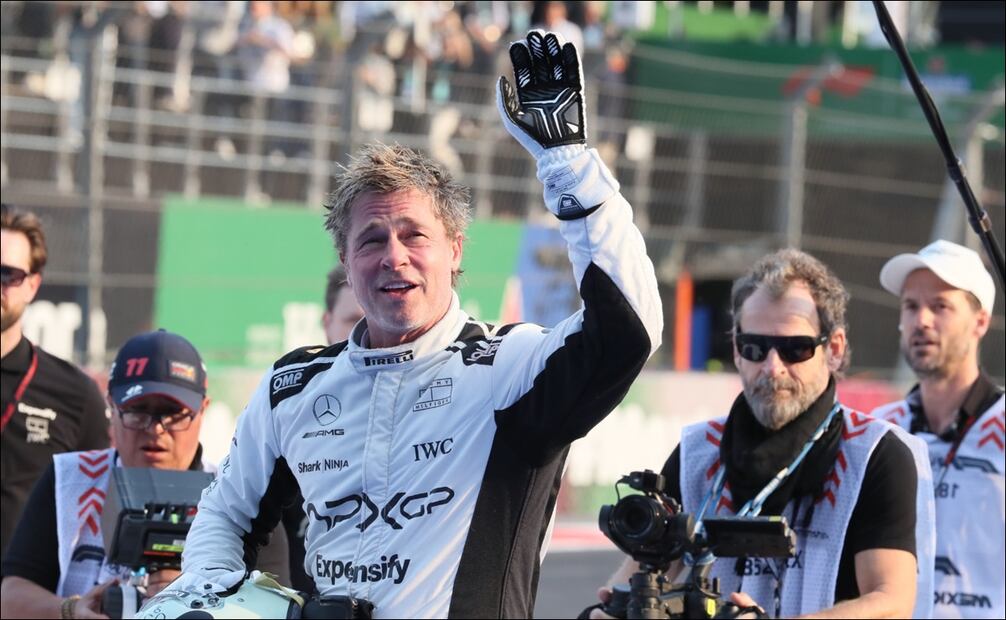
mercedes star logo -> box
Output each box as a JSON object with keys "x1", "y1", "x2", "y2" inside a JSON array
[{"x1": 313, "y1": 394, "x2": 342, "y2": 426}]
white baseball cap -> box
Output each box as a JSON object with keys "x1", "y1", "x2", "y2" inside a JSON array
[{"x1": 880, "y1": 239, "x2": 996, "y2": 312}]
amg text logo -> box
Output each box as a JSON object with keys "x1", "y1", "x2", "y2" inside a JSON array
[{"x1": 302, "y1": 428, "x2": 345, "y2": 439}]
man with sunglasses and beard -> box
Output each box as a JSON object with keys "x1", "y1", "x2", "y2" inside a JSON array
[
  {"x1": 871, "y1": 240, "x2": 1003, "y2": 619},
  {"x1": 1, "y1": 204, "x2": 109, "y2": 565},
  {"x1": 0, "y1": 329, "x2": 289, "y2": 619},
  {"x1": 591, "y1": 249, "x2": 934, "y2": 619}
]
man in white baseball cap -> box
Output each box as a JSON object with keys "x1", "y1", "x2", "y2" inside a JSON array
[{"x1": 872, "y1": 239, "x2": 1004, "y2": 619}]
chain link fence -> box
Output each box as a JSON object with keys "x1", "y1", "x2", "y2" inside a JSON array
[{"x1": 2, "y1": 21, "x2": 1003, "y2": 381}]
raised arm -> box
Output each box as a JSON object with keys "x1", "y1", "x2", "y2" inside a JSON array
[{"x1": 490, "y1": 31, "x2": 662, "y2": 461}]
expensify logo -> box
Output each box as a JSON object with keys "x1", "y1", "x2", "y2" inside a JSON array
[{"x1": 315, "y1": 553, "x2": 411, "y2": 585}]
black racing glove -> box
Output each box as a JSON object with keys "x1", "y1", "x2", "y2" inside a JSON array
[{"x1": 496, "y1": 29, "x2": 586, "y2": 158}]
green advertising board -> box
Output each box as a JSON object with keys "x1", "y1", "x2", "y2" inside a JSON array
[
  {"x1": 155, "y1": 196, "x2": 523, "y2": 368},
  {"x1": 629, "y1": 38, "x2": 1005, "y2": 140}
]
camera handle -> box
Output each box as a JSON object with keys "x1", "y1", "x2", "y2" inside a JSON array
[
  {"x1": 660, "y1": 555, "x2": 722, "y2": 619},
  {"x1": 101, "y1": 568, "x2": 151, "y2": 619},
  {"x1": 626, "y1": 567, "x2": 670, "y2": 620}
]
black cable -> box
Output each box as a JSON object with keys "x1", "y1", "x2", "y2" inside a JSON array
[{"x1": 871, "y1": 0, "x2": 1006, "y2": 292}]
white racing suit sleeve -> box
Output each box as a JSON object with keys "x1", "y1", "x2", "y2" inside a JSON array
[
  {"x1": 490, "y1": 146, "x2": 662, "y2": 463},
  {"x1": 171, "y1": 374, "x2": 286, "y2": 589}
]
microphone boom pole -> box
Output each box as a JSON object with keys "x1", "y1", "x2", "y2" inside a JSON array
[{"x1": 871, "y1": 0, "x2": 1006, "y2": 291}]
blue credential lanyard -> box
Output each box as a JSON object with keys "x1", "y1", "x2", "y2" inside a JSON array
[{"x1": 690, "y1": 401, "x2": 842, "y2": 544}]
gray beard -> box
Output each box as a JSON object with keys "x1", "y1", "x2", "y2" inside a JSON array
[{"x1": 743, "y1": 374, "x2": 820, "y2": 431}]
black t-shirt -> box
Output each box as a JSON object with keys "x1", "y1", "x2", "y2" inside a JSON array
[
  {"x1": 1, "y1": 337, "x2": 109, "y2": 559},
  {"x1": 0, "y1": 449, "x2": 291, "y2": 590},
  {"x1": 660, "y1": 431, "x2": 917, "y2": 603}
]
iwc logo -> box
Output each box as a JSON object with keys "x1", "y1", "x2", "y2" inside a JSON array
[{"x1": 313, "y1": 394, "x2": 342, "y2": 426}]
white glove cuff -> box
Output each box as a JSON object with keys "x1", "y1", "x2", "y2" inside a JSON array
[{"x1": 537, "y1": 147, "x2": 619, "y2": 218}]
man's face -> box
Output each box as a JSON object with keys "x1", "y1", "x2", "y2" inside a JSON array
[
  {"x1": 340, "y1": 189, "x2": 462, "y2": 348},
  {"x1": 1, "y1": 229, "x2": 42, "y2": 334},
  {"x1": 111, "y1": 394, "x2": 204, "y2": 470},
  {"x1": 322, "y1": 285, "x2": 364, "y2": 345},
  {"x1": 899, "y1": 269, "x2": 989, "y2": 379},
  {"x1": 734, "y1": 282, "x2": 845, "y2": 430}
]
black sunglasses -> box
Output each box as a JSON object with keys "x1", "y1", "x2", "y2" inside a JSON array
[
  {"x1": 735, "y1": 332, "x2": 829, "y2": 364},
  {"x1": 0, "y1": 265, "x2": 31, "y2": 288}
]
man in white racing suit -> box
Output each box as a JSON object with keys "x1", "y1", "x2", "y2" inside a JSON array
[
  {"x1": 872, "y1": 240, "x2": 1004, "y2": 619},
  {"x1": 145, "y1": 30, "x2": 662, "y2": 619}
]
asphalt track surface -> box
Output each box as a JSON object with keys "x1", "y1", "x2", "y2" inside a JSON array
[{"x1": 535, "y1": 548, "x2": 623, "y2": 618}]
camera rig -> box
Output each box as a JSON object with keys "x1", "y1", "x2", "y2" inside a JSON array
[
  {"x1": 597, "y1": 470, "x2": 796, "y2": 619},
  {"x1": 99, "y1": 467, "x2": 214, "y2": 618}
]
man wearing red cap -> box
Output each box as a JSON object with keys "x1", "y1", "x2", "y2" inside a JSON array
[{"x1": 872, "y1": 239, "x2": 1004, "y2": 619}]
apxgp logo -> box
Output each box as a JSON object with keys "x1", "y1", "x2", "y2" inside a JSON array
[
  {"x1": 313, "y1": 394, "x2": 342, "y2": 426},
  {"x1": 307, "y1": 487, "x2": 454, "y2": 532},
  {"x1": 315, "y1": 553, "x2": 411, "y2": 585}
]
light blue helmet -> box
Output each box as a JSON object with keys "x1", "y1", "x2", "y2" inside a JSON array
[{"x1": 135, "y1": 572, "x2": 302, "y2": 619}]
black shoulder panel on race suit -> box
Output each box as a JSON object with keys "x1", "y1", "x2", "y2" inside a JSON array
[{"x1": 273, "y1": 342, "x2": 349, "y2": 370}]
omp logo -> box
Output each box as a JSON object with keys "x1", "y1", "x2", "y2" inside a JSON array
[
  {"x1": 363, "y1": 351, "x2": 414, "y2": 367},
  {"x1": 935, "y1": 591, "x2": 992, "y2": 608},
  {"x1": 413, "y1": 378, "x2": 453, "y2": 412},
  {"x1": 125, "y1": 384, "x2": 143, "y2": 398},
  {"x1": 412, "y1": 438, "x2": 454, "y2": 462},
  {"x1": 558, "y1": 193, "x2": 584, "y2": 216},
  {"x1": 272, "y1": 369, "x2": 304, "y2": 392},
  {"x1": 268, "y1": 362, "x2": 333, "y2": 409},
  {"x1": 313, "y1": 394, "x2": 342, "y2": 426},
  {"x1": 306, "y1": 486, "x2": 454, "y2": 532},
  {"x1": 315, "y1": 553, "x2": 411, "y2": 586},
  {"x1": 934, "y1": 556, "x2": 961, "y2": 576}
]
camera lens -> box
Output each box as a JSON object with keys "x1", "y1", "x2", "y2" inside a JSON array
[{"x1": 612, "y1": 495, "x2": 667, "y2": 543}]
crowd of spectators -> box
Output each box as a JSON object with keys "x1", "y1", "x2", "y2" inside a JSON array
[{"x1": 1, "y1": 2, "x2": 630, "y2": 108}]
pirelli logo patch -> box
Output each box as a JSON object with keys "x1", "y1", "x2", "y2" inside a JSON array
[
  {"x1": 363, "y1": 351, "x2": 415, "y2": 367},
  {"x1": 269, "y1": 362, "x2": 333, "y2": 409}
]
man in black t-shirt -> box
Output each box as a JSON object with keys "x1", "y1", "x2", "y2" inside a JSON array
[
  {"x1": 1, "y1": 204, "x2": 109, "y2": 561},
  {"x1": 590, "y1": 249, "x2": 933, "y2": 619}
]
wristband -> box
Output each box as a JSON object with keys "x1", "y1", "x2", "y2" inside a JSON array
[{"x1": 60, "y1": 594, "x2": 80, "y2": 619}]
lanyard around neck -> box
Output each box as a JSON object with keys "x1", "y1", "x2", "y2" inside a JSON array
[
  {"x1": 694, "y1": 402, "x2": 842, "y2": 535},
  {"x1": 2, "y1": 341, "x2": 40, "y2": 433}
]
